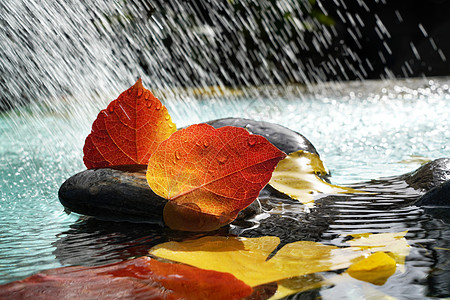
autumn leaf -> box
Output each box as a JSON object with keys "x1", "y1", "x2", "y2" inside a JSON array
[
  {"x1": 83, "y1": 79, "x2": 176, "y2": 169},
  {"x1": 0, "y1": 256, "x2": 253, "y2": 300},
  {"x1": 146, "y1": 124, "x2": 286, "y2": 231},
  {"x1": 269, "y1": 150, "x2": 365, "y2": 206},
  {"x1": 347, "y1": 252, "x2": 396, "y2": 285},
  {"x1": 150, "y1": 236, "x2": 358, "y2": 299},
  {"x1": 345, "y1": 231, "x2": 410, "y2": 270},
  {"x1": 150, "y1": 232, "x2": 410, "y2": 299}
]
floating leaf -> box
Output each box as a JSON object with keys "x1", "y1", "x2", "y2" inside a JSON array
[
  {"x1": 150, "y1": 232, "x2": 410, "y2": 298},
  {"x1": 151, "y1": 236, "x2": 357, "y2": 288},
  {"x1": 146, "y1": 124, "x2": 286, "y2": 231},
  {"x1": 0, "y1": 256, "x2": 252, "y2": 300},
  {"x1": 345, "y1": 231, "x2": 410, "y2": 270},
  {"x1": 347, "y1": 252, "x2": 396, "y2": 285},
  {"x1": 269, "y1": 150, "x2": 365, "y2": 206},
  {"x1": 83, "y1": 79, "x2": 176, "y2": 169}
]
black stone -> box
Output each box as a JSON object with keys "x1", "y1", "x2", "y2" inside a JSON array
[
  {"x1": 59, "y1": 165, "x2": 166, "y2": 224},
  {"x1": 400, "y1": 158, "x2": 450, "y2": 192},
  {"x1": 206, "y1": 117, "x2": 319, "y2": 156},
  {"x1": 415, "y1": 180, "x2": 450, "y2": 207}
]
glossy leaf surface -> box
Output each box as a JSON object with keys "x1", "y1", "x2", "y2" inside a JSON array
[
  {"x1": 83, "y1": 79, "x2": 176, "y2": 169},
  {"x1": 0, "y1": 257, "x2": 252, "y2": 300},
  {"x1": 347, "y1": 252, "x2": 396, "y2": 285},
  {"x1": 269, "y1": 150, "x2": 364, "y2": 206},
  {"x1": 147, "y1": 124, "x2": 286, "y2": 231},
  {"x1": 151, "y1": 236, "x2": 355, "y2": 288},
  {"x1": 150, "y1": 232, "x2": 409, "y2": 299},
  {"x1": 345, "y1": 231, "x2": 410, "y2": 271}
]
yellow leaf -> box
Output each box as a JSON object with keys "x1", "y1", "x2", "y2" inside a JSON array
[
  {"x1": 150, "y1": 236, "x2": 362, "y2": 287},
  {"x1": 345, "y1": 231, "x2": 410, "y2": 268},
  {"x1": 269, "y1": 150, "x2": 364, "y2": 206},
  {"x1": 149, "y1": 232, "x2": 410, "y2": 298},
  {"x1": 150, "y1": 236, "x2": 279, "y2": 287},
  {"x1": 347, "y1": 252, "x2": 396, "y2": 285}
]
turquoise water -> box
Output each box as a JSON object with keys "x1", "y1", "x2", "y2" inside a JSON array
[{"x1": 0, "y1": 79, "x2": 449, "y2": 295}]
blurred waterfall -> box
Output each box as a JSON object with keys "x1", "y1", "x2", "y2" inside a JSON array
[{"x1": 1, "y1": 0, "x2": 449, "y2": 112}]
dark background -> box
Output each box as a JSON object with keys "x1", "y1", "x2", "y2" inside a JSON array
[{"x1": 142, "y1": 0, "x2": 450, "y2": 86}]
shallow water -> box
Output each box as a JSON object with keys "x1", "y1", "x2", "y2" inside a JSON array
[{"x1": 0, "y1": 78, "x2": 449, "y2": 298}]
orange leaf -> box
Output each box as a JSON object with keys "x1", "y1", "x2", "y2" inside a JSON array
[
  {"x1": 0, "y1": 257, "x2": 253, "y2": 300},
  {"x1": 83, "y1": 79, "x2": 176, "y2": 169},
  {"x1": 147, "y1": 124, "x2": 286, "y2": 231}
]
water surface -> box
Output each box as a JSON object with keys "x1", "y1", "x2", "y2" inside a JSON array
[{"x1": 0, "y1": 78, "x2": 449, "y2": 298}]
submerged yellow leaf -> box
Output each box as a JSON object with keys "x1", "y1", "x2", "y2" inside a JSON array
[
  {"x1": 150, "y1": 236, "x2": 279, "y2": 287},
  {"x1": 151, "y1": 236, "x2": 362, "y2": 288},
  {"x1": 269, "y1": 150, "x2": 364, "y2": 206},
  {"x1": 347, "y1": 252, "x2": 396, "y2": 285},
  {"x1": 149, "y1": 232, "x2": 410, "y2": 298},
  {"x1": 345, "y1": 231, "x2": 410, "y2": 268}
]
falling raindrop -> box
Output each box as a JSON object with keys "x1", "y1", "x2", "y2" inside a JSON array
[
  {"x1": 418, "y1": 23, "x2": 428, "y2": 37},
  {"x1": 438, "y1": 50, "x2": 447, "y2": 62},
  {"x1": 410, "y1": 42, "x2": 421, "y2": 60}
]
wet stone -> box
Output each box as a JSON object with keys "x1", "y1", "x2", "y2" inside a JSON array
[
  {"x1": 59, "y1": 165, "x2": 166, "y2": 224},
  {"x1": 415, "y1": 180, "x2": 450, "y2": 207},
  {"x1": 400, "y1": 158, "x2": 450, "y2": 191},
  {"x1": 205, "y1": 117, "x2": 319, "y2": 156}
]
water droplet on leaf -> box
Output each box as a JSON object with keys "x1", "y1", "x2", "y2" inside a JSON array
[
  {"x1": 248, "y1": 137, "x2": 257, "y2": 147},
  {"x1": 155, "y1": 102, "x2": 162, "y2": 110},
  {"x1": 218, "y1": 155, "x2": 228, "y2": 164},
  {"x1": 137, "y1": 88, "x2": 144, "y2": 97},
  {"x1": 175, "y1": 151, "x2": 182, "y2": 160},
  {"x1": 203, "y1": 140, "x2": 210, "y2": 148}
]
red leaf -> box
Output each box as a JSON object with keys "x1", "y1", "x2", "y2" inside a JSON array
[
  {"x1": 83, "y1": 79, "x2": 176, "y2": 169},
  {"x1": 146, "y1": 124, "x2": 286, "y2": 231},
  {"x1": 0, "y1": 257, "x2": 253, "y2": 300}
]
